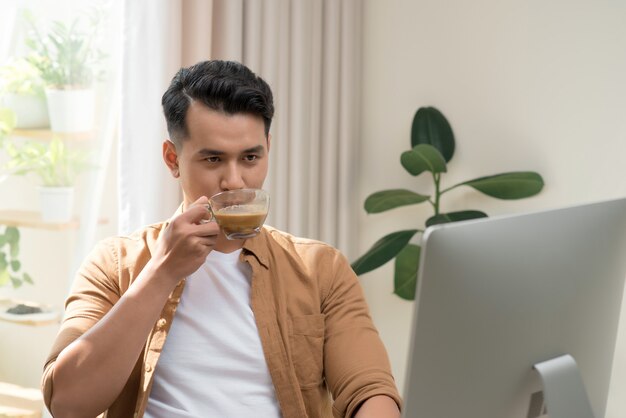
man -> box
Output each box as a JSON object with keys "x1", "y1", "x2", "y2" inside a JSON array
[{"x1": 42, "y1": 60, "x2": 401, "y2": 418}]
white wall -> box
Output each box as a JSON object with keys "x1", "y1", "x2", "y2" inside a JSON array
[{"x1": 360, "y1": 0, "x2": 626, "y2": 415}]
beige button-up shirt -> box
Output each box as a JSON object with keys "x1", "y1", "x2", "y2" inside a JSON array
[{"x1": 42, "y1": 217, "x2": 400, "y2": 418}]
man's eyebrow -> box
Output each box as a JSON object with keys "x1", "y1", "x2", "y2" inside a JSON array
[
  {"x1": 242, "y1": 145, "x2": 265, "y2": 154},
  {"x1": 197, "y1": 149, "x2": 225, "y2": 156},
  {"x1": 196, "y1": 145, "x2": 266, "y2": 156}
]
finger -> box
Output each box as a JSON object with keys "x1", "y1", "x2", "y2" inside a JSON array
[
  {"x1": 192, "y1": 221, "x2": 220, "y2": 237},
  {"x1": 181, "y1": 198, "x2": 213, "y2": 224},
  {"x1": 197, "y1": 209, "x2": 214, "y2": 224},
  {"x1": 193, "y1": 235, "x2": 218, "y2": 250},
  {"x1": 198, "y1": 209, "x2": 215, "y2": 224},
  {"x1": 188, "y1": 195, "x2": 209, "y2": 208},
  {"x1": 199, "y1": 236, "x2": 218, "y2": 247}
]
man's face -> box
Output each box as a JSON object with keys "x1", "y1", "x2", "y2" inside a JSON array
[{"x1": 163, "y1": 101, "x2": 270, "y2": 208}]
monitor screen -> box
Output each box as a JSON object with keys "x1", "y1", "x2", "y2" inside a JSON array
[{"x1": 402, "y1": 197, "x2": 626, "y2": 418}]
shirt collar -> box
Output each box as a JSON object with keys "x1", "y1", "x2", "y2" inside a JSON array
[{"x1": 242, "y1": 228, "x2": 270, "y2": 269}]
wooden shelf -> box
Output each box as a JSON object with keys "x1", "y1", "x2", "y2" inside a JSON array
[
  {"x1": 0, "y1": 381, "x2": 44, "y2": 417},
  {"x1": 0, "y1": 405, "x2": 41, "y2": 418},
  {"x1": 0, "y1": 210, "x2": 107, "y2": 231},
  {"x1": 11, "y1": 129, "x2": 93, "y2": 141}
]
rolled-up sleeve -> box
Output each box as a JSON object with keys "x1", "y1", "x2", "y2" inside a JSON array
[
  {"x1": 41, "y1": 238, "x2": 121, "y2": 411},
  {"x1": 321, "y1": 250, "x2": 402, "y2": 418}
]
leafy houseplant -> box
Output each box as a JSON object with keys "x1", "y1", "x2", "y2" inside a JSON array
[
  {"x1": 0, "y1": 58, "x2": 46, "y2": 96},
  {"x1": 0, "y1": 226, "x2": 33, "y2": 288},
  {"x1": 351, "y1": 107, "x2": 544, "y2": 300},
  {"x1": 4, "y1": 137, "x2": 91, "y2": 187},
  {"x1": 0, "y1": 58, "x2": 49, "y2": 129},
  {"x1": 24, "y1": 11, "x2": 106, "y2": 132},
  {"x1": 24, "y1": 11, "x2": 105, "y2": 89},
  {"x1": 3, "y1": 137, "x2": 92, "y2": 221}
]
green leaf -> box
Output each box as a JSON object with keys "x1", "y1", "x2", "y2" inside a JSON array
[
  {"x1": 4, "y1": 227, "x2": 19, "y2": 245},
  {"x1": 23, "y1": 273, "x2": 34, "y2": 284},
  {"x1": 458, "y1": 172, "x2": 544, "y2": 200},
  {"x1": 426, "y1": 210, "x2": 488, "y2": 227},
  {"x1": 411, "y1": 107, "x2": 455, "y2": 162},
  {"x1": 10, "y1": 260, "x2": 21, "y2": 272},
  {"x1": 0, "y1": 269, "x2": 8, "y2": 286},
  {"x1": 0, "y1": 234, "x2": 6, "y2": 246},
  {"x1": 9, "y1": 241, "x2": 19, "y2": 259},
  {"x1": 364, "y1": 189, "x2": 430, "y2": 214},
  {"x1": 401, "y1": 144, "x2": 447, "y2": 176},
  {"x1": 394, "y1": 244, "x2": 421, "y2": 300},
  {"x1": 351, "y1": 229, "x2": 419, "y2": 276},
  {"x1": 0, "y1": 253, "x2": 7, "y2": 271},
  {"x1": 10, "y1": 276, "x2": 22, "y2": 288}
]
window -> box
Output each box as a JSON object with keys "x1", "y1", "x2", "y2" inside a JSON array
[{"x1": 0, "y1": 2, "x2": 121, "y2": 413}]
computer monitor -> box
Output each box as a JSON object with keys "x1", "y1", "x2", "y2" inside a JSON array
[{"x1": 402, "y1": 197, "x2": 626, "y2": 418}]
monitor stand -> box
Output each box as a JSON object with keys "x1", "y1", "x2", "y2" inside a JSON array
[{"x1": 533, "y1": 354, "x2": 596, "y2": 418}]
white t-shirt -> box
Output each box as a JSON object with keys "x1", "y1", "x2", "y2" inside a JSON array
[{"x1": 144, "y1": 249, "x2": 282, "y2": 418}]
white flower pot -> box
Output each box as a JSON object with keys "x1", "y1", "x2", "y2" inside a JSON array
[
  {"x1": 45, "y1": 88, "x2": 95, "y2": 133},
  {"x1": 39, "y1": 186, "x2": 74, "y2": 223},
  {"x1": 1, "y1": 93, "x2": 49, "y2": 129}
]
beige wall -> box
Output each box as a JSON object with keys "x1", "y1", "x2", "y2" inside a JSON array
[{"x1": 360, "y1": 0, "x2": 626, "y2": 415}]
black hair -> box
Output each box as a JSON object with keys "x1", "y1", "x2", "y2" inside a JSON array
[{"x1": 161, "y1": 60, "x2": 274, "y2": 147}]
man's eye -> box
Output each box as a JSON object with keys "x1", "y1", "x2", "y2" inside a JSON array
[
  {"x1": 244, "y1": 155, "x2": 258, "y2": 162},
  {"x1": 206, "y1": 156, "x2": 220, "y2": 163}
]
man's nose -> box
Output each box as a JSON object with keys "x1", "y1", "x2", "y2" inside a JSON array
[{"x1": 220, "y1": 162, "x2": 246, "y2": 191}]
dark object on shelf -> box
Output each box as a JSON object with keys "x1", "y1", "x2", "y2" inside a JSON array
[{"x1": 6, "y1": 303, "x2": 42, "y2": 315}]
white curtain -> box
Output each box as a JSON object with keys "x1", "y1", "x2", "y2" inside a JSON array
[{"x1": 120, "y1": 0, "x2": 361, "y2": 256}]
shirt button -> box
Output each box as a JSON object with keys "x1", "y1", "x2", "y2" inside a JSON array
[
  {"x1": 145, "y1": 363, "x2": 152, "y2": 373},
  {"x1": 156, "y1": 318, "x2": 167, "y2": 329}
]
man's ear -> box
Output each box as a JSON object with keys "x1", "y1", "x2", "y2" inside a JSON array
[{"x1": 163, "y1": 140, "x2": 180, "y2": 178}]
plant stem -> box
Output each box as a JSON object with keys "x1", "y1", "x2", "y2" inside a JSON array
[
  {"x1": 439, "y1": 184, "x2": 458, "y2": 195},
  {"x1": 433, "y1": 173, "x2": 441, "y2": 215}
]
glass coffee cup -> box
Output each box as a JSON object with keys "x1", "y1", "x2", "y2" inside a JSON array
[{"x1": 205, "y1": 189, "x2": 269, "y2": 240}]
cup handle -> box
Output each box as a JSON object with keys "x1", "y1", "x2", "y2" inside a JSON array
[{"x1": 199, "y1": 203, "x2": 215, "y2": 224}]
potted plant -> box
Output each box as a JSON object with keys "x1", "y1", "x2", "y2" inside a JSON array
[
  {"x1": 3, "y1": 137, "x2": 92, "y2": 222},
  {"x1": 0, "y1": 58, "x2": 49, "y2": 129},
  {"x1": 24, "y1": 11, "x2": 105, "y2": 133},
  {"x1": 351, "y1": 107, "x2": 545, "y2": 300}
]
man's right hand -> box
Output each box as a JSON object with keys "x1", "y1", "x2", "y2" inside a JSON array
[
  {"x1": 48, "y1": 196, "x2": 221, "y2": 418},
  {"x1": 151, "y1": 196, "x2": 220, "y2": 284}
]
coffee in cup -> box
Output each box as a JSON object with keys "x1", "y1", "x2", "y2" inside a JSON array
[{"x1": 207, "y1": 189, "x2": 269, "y2": 240}]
